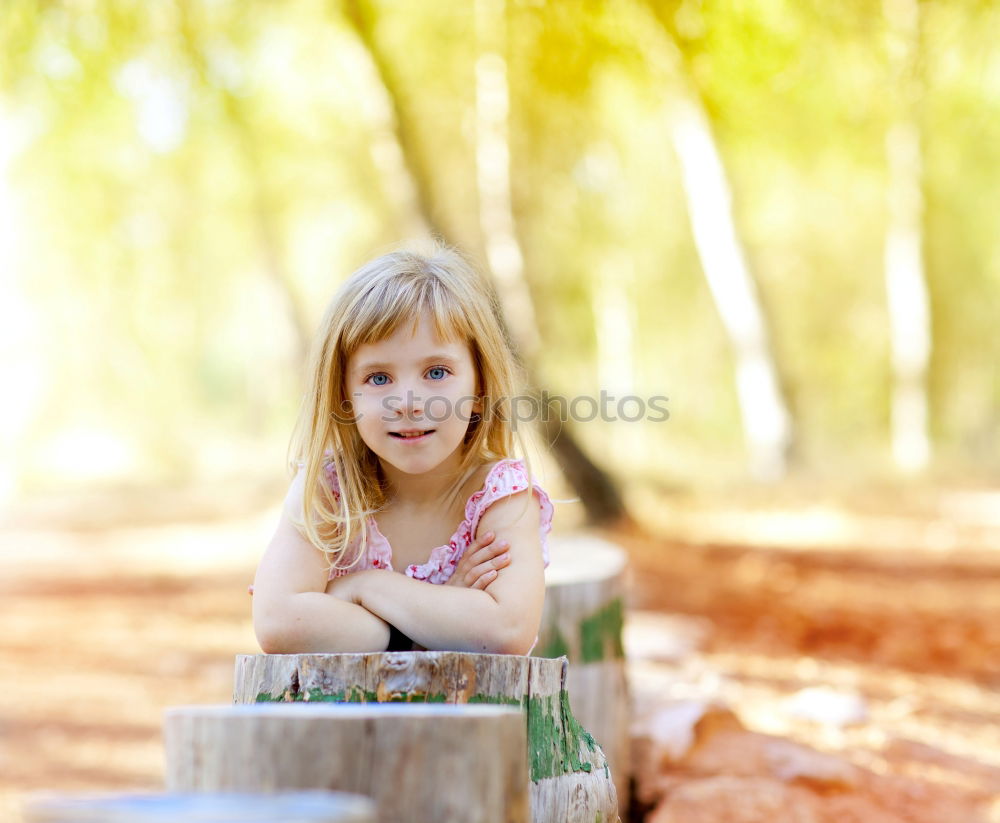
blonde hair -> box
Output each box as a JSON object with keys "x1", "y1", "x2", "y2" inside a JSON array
[{"x1": 287, "y1": 243, "x2": 529, "y2": 573}]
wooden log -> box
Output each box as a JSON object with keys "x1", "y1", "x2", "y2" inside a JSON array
[
  {"x1": 165, "y1": 704, "x2": 528, "y2": 823},
  {"x1": 23, "y1": 791, "x2": 375, "y2": 822},
  {"x1": 534, "y1": 534, "x2": 631, "y2": 818},
  {"x1": 232, "y1": 652, "x2": 620, "y2": 823}
]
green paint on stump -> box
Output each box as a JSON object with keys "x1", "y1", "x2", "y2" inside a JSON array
[
  {"x1": 255, "y1": 684, "x2": 606, "y2": 783},
  {"x1": 535, "y1": 597, "x2": 625, "y2": 662},
  {"x1": 468, "y1": 694, "x2": 521, "y2": 706},
  {"x1": 579, "y1": 597, "x2": 625, "y2": 663},
  {"x1": 256, "y1": 686, "x2": 377, "y2": 703},
  {"x1": 524, "y1": 690, "x2": 602, "y2": 782},
  {"x1": 536, "y1": 623, "x2": 571, "y2": 659}
]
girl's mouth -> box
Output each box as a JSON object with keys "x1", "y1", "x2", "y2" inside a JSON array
[{"x1": 389, "y1": 430, "x2": 435, "y2": 441}]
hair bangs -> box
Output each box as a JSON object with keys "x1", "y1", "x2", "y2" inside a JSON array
[
  {"x1": 425, "y1": 279, "x2": 474, "y2": 343},
  {"x1": 341, "y1": 270, "x2": 471, "y2": 356}
]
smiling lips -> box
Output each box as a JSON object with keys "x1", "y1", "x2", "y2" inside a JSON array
[{"x1": 389, "y1": 429, "x2": 435, "y2": 440}]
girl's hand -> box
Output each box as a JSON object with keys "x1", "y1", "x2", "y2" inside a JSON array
[
  {"x1": 325, "y1": 572, "x2": 363, "y2": 604},
  {"x1": 445, "y1": 531, "x2": 511, "y2": 589}
]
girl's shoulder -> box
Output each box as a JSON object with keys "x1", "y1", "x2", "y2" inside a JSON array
[
  {"x1": 478, "y1": 457, "x2": 531, "y2": 493},
  {"x1": 293, "y1": 448, "x2": 341, "y2": 498},
  {"x1": 457, "y1": 458, "x2": 554, "y2": 570},
  {"x1": 467, "y1": 458, "x2": 554, "y2": 528}
]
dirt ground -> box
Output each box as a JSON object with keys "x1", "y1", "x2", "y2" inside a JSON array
[{"x1": 2, "y1": 480, "x2": 999, "y2": 821}]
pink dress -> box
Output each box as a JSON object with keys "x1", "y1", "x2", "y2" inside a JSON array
[
  {"x1": 322, "y1": 455, "x2": 554, "y2": 654},
  {"x1": 323, "y1": 458, "x2": 553, "y2": 583}
]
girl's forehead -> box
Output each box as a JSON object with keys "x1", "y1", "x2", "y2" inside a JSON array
[{"x1": 345, "y1": 324, "x2": 472, "y2": 370}]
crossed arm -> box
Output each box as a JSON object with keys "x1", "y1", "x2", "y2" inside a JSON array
[{"x1": 252, "y1": 469, "x2": 545, "y2": 655}]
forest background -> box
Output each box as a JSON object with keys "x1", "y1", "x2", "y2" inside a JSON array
[{"x1": 2, "y1": 0, "x2": 999, "y2": 510}]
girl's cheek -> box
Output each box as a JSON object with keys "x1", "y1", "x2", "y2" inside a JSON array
[{"x1": 356, "y1": 393, "x2": 388, "y2": 420}]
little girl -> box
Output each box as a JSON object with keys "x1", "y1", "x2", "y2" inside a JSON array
[{"x1": 251, "y1": 245, "x2": 554, "y2": 655}]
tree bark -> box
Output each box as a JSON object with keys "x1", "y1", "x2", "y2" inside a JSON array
[
  {"x1": 175, "y1": 0, "x2": 311, "y2": 369},
  {"x1": 167, "y1": 703, "x2": 527, "y2": 823},
  {"x1": 341, "y1": 0, "x2": 447, "y2": 243},
  {"x1": 231, "y1": 651, "x2": 620, "y2": 823},
  {"x1": 640, "y1": 1, "x2": 796, "y2": 481},
  {"x1": 883, "y1": 0, "x2": 931, "y2": 473},
  {"x1": 535, "y1": 534, "x2": 631, "y2": 818},
  {"x1": 669, "y1": 97, "x2": 793, "y2": 481}
]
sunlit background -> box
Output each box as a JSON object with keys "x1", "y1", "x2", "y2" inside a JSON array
[
  {"x1": 3, "y1": 0, "x2": 999, "y2": 498},
  {"x1": 2, "y1": 1, "x2": 1000, "y2": 821}
]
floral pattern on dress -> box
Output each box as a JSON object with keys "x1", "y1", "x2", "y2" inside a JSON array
[{"x1": 320, "y1": 455, "x2": 553, "y2": 584}]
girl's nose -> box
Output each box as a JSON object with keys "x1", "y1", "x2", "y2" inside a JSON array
[{"x1": 389, "y1": 387, "x2": 424, "y2": 416}]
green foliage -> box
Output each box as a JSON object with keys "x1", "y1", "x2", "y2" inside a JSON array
[{"x1": 2, "y1": 0, "x2": 998, "y2": 492}]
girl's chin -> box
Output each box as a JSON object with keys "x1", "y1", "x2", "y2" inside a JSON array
[{"x1": 374, "y1": 442, "x2": 466, "y2": 477}]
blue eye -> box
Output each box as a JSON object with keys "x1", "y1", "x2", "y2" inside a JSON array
[
  {"x1": 427, "y1": 367, "x2": 448, "y2": 380},
  {"x1": 369, "y1": 373, "x2": 389, "y2": 386}
]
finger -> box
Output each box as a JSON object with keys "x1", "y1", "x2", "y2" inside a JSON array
[
  {"x1": 453, "y1": 566, "x2": 482, "y2": 588},
  {"x1": 448, "y1": 534, "x2": 504, "y2": 588},
  {"x1": 470, "y1": 531, "x2": 496, "y2": 552},
  {"x1": 471, "y1": 569, "x2": 498, "y2": 589},
  {"x1": 471, "y1": 538, "x2": 509, "y2": 565},
  {"x1": 471, "y1": 553, "x2": 510, "y2": 580}
]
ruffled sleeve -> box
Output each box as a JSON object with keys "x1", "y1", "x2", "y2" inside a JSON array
[{"x1": 465, "y1": 459, "x2": 553, "y2": 567}]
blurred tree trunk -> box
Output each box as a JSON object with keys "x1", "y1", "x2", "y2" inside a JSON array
[
  {"x1": 669, "y1": 97, "x2": 793, "y2": 481},
  {"x1": 337, "y1": 32, "x2": 430, "y2": 241},
  {"x1": 340, "y1": 0, "x2": 452, "y2": 243},
  {"x1": 642, "y1": 1, "x2": 795, "y2": 482},
  {"x1": 344, "y1": 0, "x2": 627, "y2": 524},
  {"x1": 473, "y1": 0, "x2": 541, "y2": 358},
  {"x1": 228, "y1": 106, "x2": 311, "y2": 369},
  {"x1": 884, "y1": 0, "x2": 931, "y2": 473},
  {"x1": 175, "y1": 0, "x2": 311, "y2": 371},
  {"x1": 473, "y1": 0, "x2": 626, "y2": 524},
  {"x1": 0, "y1": 100, "x2": 39, "y2": 503}
]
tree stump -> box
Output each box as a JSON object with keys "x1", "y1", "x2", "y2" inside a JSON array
[
  {"x1": 165, "y1": 704, "x2": 527, "y2": 823},
  {"x1": 23, "y1": 791, "x2": 375, "y2": 822},
  {"x1": 535, "y1": 534, "x2": 631, "y2": 817},
  {"x1": 232, "y1": 652, "x2": 620, "y2": 823}
]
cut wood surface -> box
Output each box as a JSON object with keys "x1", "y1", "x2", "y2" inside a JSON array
[
  {"x1": 165, "y1": 704, "x2": 527, "y2": 823},
  {"x1": 537, "y1": 534, "x2": 631, "y2": 817},
  {"x1": 233, "y1": 652, "x2": 620, "y2": 823}
]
